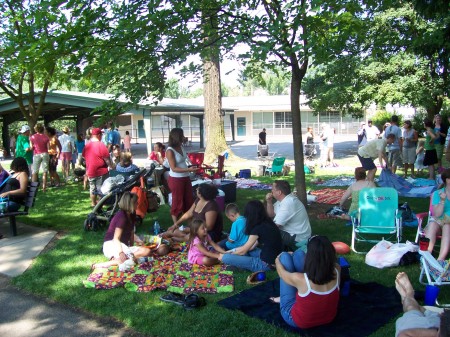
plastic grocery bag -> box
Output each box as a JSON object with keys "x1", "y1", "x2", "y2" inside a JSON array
[
  {"x1": 101, "y1": 175, "x2": 125, "y2": 195},
  {"x1": 365, "y1": 240, "x2": 418, "y2": 269}
]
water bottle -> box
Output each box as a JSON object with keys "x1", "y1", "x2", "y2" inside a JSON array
[
  {"x1": 154, "y1": 220, "x2": 161, "y2": 235},
  {"x1": 137, "y1": 256, "x2": 153, "y2": 264}
]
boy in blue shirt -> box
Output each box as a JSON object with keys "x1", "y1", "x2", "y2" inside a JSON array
[{"x1": 219, "y1": 203, "x2": 248, "y2": 251}]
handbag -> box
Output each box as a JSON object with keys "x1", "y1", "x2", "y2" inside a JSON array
[{"x1": 365, "y1": 240, "x2": 418, "y2": 269}]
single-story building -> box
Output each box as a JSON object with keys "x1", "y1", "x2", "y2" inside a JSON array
[{"x1": 0, "y1": 90, "x2": 362, "y2": 155}]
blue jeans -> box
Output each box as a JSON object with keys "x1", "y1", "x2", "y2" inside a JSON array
[
  {"x1": 221, "y1": 248, "x2": 271, "y2": 272},
  {"x1": 279, "y1": 249, "x2": 306, "y2": 328}
]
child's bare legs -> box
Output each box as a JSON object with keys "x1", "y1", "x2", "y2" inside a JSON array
[
  {"x1": 202, "y1": 256, "x2": 220, "y2": 266},
  {"x1": 163, "y1": 228, "x2": 189, "y2": 242},
  {"x1": 83, "y1": 175, "x2": 88, "y2": 190},
  {"x1": 425, "y1": 221, "x2": 440, "y2": 255},
  {"x1": 92, "y1": 259, "x2": 120, "y2": 269},
  {"x1": 437, "y1": 224, "x2": 450, "y2": 260}
]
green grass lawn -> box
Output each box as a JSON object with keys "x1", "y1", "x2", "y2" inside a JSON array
[{"x1": 10, "y1": 168, "x2": 445, "y2": 337}]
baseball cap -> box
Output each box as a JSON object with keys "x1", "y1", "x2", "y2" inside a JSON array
[
  {"x1": 20, "y1": 125, "x2": 30, "y2": 133},
  {"x1": 91, "y1": 128, "x2": 103, "y2": 136}
]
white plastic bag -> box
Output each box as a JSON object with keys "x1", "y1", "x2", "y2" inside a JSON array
[
  {"x1": 101, "y1": 175, "x2": 125, "y2": 195},
  {"x1": 365, "y1": 240, "x2": 418, "y2": 269}
]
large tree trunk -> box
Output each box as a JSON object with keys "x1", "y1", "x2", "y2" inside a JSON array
[
  {"x1": 291, "y1": 57, "x2": 308, "y2": 206},
  {"x1": 202, "y1": 4, "x2": 228, "y2": 164},
  {"x1": 203, "y1": 58, "x2": 228, "y2": 163}
]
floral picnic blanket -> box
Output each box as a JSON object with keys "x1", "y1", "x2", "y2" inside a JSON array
[
  {"x1": 83, "y1": 251, "x2": 234, "y2": 294},
  {"x1": 310, "y1": 188, "x2": 346, "y2": 205}
]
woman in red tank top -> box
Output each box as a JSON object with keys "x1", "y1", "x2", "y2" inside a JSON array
[{"x1": 274, "y1": 235, "x2": 341, "y2": 329}]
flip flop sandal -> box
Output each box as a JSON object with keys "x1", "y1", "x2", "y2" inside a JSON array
[
  {"x1": 246, "y1": 271, "x2": 267, "y2": 285},
  {"x1": 182, "y1": 293, "x2": 206, "y2": 310},
  {"x1": 159, "y1": 292, "x2": 185, "y2": 306}
]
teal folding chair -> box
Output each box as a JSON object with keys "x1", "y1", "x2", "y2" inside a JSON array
[
  {"x1": 264, "y1": 157, "x2": 285, "y2": 176},
  {"x1": 350, "y1": 187, "x2": 402, "y2": 253}
]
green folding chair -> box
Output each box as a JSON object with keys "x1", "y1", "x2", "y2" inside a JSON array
[
  {"x1": 264, "y1": 157, "x2": 285, "y2": 176},
  {"x1": 350, "y1": 187, "x2": 402, "y2": 253}
]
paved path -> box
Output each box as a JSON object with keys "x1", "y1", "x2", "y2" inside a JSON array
[{"x1": 0, "y1": 274, "x2": 149, "y2": 337}]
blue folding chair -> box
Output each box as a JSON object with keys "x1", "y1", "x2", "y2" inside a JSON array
[{"x1": 350, "y1": 187, "x2": 402, "y2": 253}]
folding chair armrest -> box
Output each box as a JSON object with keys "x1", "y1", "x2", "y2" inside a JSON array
[
  {"x1": 419, "y1": 250, "x2": 444, "y2": 271},
  {"x1": 416, "y1": 212, "x2": 428, "y2": 221},
  {"x1": 349, "y1": 210, "x2": 357, "y2": 218}
]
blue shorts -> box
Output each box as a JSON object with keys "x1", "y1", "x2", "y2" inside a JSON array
[{"x1": 357, "y1": 154, "x2": 376, "y2": 170}]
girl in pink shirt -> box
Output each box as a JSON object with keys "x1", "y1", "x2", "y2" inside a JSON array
[{"x1": 187, "y1": 220, "x2": 226, "y2": 266}]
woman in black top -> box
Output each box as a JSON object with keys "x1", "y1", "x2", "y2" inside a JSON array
[
  {"x1": 220, "y1": 200, "x2": 283, "y2": 272},
  {"x1": 0, "y1": 157, "x2": 29, "y2": 212}
]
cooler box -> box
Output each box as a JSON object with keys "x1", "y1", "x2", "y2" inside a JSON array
[
  {"x1": 239, "y1": 169, "x2": 251, "y2": 179},
  {"x1": 215, "y1": 195, "x2": 225, "y2": 211},
  {"x1": 220, "y1": 180, "x2": 237, "y2": 203}
]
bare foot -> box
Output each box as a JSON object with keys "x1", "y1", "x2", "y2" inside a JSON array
[
  {"x1": 269, "y1": 297, "x2": 280, "y2": 303},
  {"x1": 396, "y1": 272, "x2": 414, "y2": 299}
]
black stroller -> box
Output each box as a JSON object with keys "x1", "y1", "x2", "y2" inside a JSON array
[{"x1": 84, "y1": 165, "x2": 155, "y2": 231}]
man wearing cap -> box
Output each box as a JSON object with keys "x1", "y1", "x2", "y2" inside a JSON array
[
  {"x1": 83, "y1": 128, "x2": 114, "y2": 207},
  {"x1": 363, "y1": 120, "x2": 380, "y2": 142},
  {"x1": 15, "y1": 125, "x2": 33, "y2": 172}
]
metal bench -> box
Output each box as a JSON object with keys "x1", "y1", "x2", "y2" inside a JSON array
[{"x1": 0, "y1": 182, "x2": 39, "y2": 236}]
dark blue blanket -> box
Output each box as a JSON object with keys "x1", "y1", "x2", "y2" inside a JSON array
[{"x1": 217, "y1": 279, "x2": 402, "y2": 337}]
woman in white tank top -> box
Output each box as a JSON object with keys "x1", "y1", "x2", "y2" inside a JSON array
[{"x1": 165, "y1": 128, "x2": 199, "y2": 223}]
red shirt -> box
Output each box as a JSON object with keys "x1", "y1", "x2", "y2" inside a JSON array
[
  {"x1": 291, "y1": 274, "x2": 340, "y2": 329},
  {"x1": 30, "y1": 133, "x2": 49, "y2": 154},
  {"x1": 82, "y1": 140, "x2": 109, "y2": 178}
]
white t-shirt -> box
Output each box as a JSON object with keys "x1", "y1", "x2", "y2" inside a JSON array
[
  {"x1": 364, "y1": 125, "x2": 380, "y2": 141},
  {"x1": 58, "y1": 134, "x2": 72, "y2": 153},
  {"x1": 358, "y1": 138, "x2": 387, "y2": 159},
  {"x1": 274, "y1": 194, "x2": 311, "y2": 242},
  {"x1": 166, "y1": 146, "x2": 189, "y2": 178}
]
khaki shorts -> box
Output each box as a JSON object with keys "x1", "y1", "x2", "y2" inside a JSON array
[
  {"x1": 388, "y1": 149, "x2": 403, "y2": 168},
  {"x1": 32, "y1": 153, "x2": 49, "y2": 174},
  {"x1": 88, "y1": 174, "x2": 108, "y2": 195},
  {"x1": 402, "y1": 147, "x2": 416, "y2": 164}
]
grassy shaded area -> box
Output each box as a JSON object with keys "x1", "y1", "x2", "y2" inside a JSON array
[{"x1": 11, "y1": 169, "x2": 443, "y2": 337}]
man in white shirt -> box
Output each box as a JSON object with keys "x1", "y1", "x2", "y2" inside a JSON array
[
  {"x1": 265, "y1": 180, "x2": 311, "y2": 250},
  {"x1": 364, "y1": 120, "x2": 380, "y2": 141}
]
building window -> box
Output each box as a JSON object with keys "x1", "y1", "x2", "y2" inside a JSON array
[
  {"x1": 253, "y1": 111, "x2": 273, "y2": 129},
  {"x1": 275, "y1": 111, "x2": 292, "y2": 128}
]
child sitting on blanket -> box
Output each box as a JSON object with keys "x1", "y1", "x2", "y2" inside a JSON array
[
  {"x1": 188, "y1": 219, "x2": 226, "y2": 266},
  {"x1": 218, "y1": 203, "x2": 249, "y2": 251}
]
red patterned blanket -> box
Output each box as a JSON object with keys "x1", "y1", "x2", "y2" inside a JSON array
[
  {"x1": 310, "y1": 188, "x2": 346, "y2": 205},
  {"x1": 84, "y1": 251, "x2": 234, "y2": 294}
]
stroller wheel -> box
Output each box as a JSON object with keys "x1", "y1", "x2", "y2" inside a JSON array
[
  {"x1": 84, "y1": 214, "x2": 100, "y2": 231},
  {"x1": 84, "y1": 218, "x2": 92, "y2": 231}
]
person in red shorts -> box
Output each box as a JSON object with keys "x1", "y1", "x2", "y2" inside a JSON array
[
  {"x1": 166, "y1": 128, "x2": 198, "y2": 223},
  {"x1": 82, "y1": 128, "x2": 113, "y2": 207}
]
